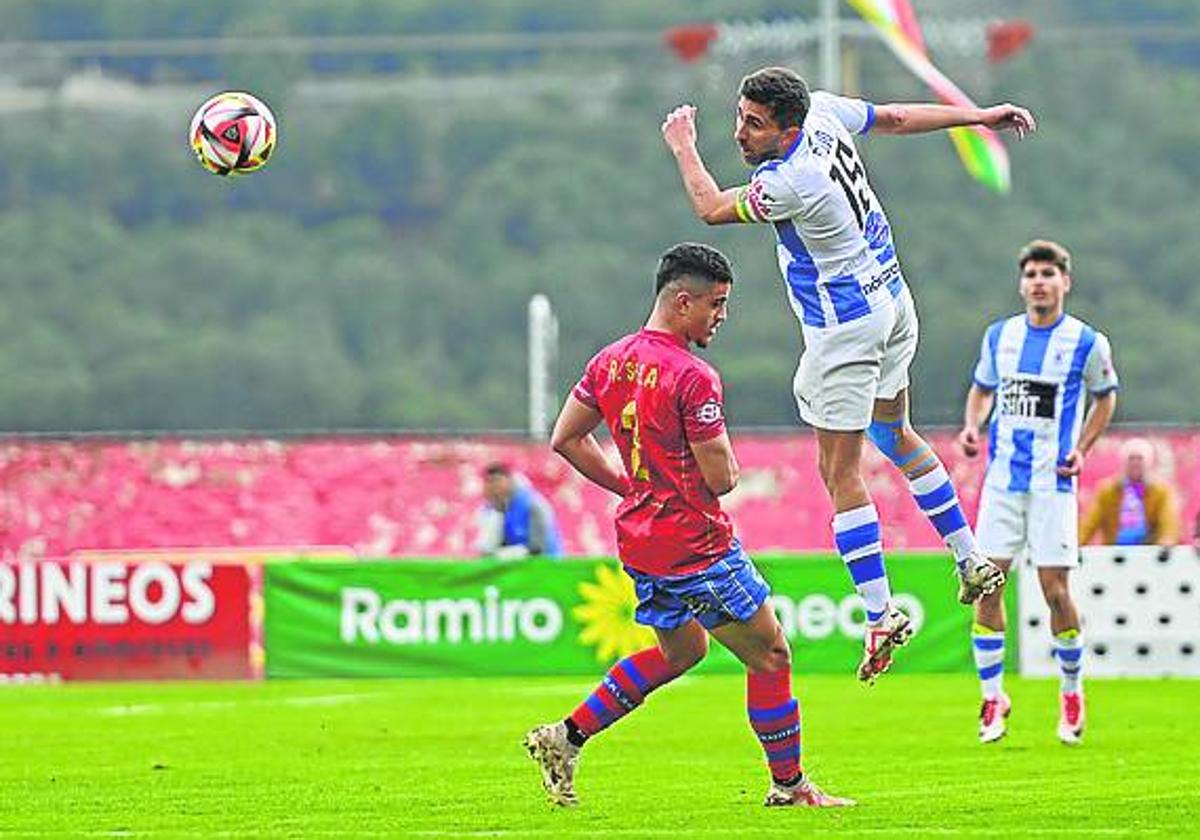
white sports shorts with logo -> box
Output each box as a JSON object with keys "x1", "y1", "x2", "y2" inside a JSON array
[
  {"x1": 976, "y1": 485, "x2": 1080, "y2": 567},
  {"x1": 792, "y1": 284, "x2": 919, "y2": 431}
]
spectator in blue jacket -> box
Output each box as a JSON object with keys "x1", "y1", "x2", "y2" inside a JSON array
[{"x1": 475, "y1": 462, "x2": 564, "y2": 558}]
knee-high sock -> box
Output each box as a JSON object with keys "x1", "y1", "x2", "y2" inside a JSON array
[
  {"x1": 908, "y1": 462, "x2": 979, "y2": 567},
  {"x1": 568, "y1": 647, "x2": 681, "y2": 737},
  {"x1": 833, "y1": 504, "x2": 891, "y2": 622},
  {"x1": 971, "y1": 623, "x2": 1006, "y2": 699},
  {"x1": 1054, "y1": 629, "x2": 1084, "y2": 694},
  {"x1": 747, "y1": 669, "x2": 802, "y2": 784}
]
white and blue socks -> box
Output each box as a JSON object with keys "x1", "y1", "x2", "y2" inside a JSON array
[
  {"x1": 1054, "y1": 629, "x2": 1084, "y2": 694},
  {"x1": 908, "y1": 463, "x2": 979, "y2": 570},
  {"x1": 833, "y1": 504, "x2": 891, "y2": 622},
  {"x1": 971, "y1": 623, "x2": 1006, "y2": 698}
]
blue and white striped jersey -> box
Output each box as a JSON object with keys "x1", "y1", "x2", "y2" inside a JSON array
[
  {"x1": 973, "y1": 313, "x2": 1119, "y2": 494},
  {"x1": 735, "y1": 91, "x2": 904, "y2": 329}
]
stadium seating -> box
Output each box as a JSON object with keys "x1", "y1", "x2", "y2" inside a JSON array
[{"x1": 1, "y1": 431, "x2": 1196, "y2": 560}]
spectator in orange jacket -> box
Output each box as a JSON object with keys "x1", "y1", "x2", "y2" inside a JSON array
[{"x1": 1080, "y1": 437, "x2": 1179, "y2": 545}]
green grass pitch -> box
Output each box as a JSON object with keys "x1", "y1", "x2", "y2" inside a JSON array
[{"x1": 2, "y1": 674, "x2": 1195, "y2": 837}]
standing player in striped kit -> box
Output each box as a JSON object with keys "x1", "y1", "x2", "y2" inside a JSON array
[
  {"x1": 524, "y1": 243, "x2": 852, "y2": 808},
  {"x1": 958, "y1": 240, "x2": 1119, "y2": 744},
  {"x1": 662, "y1": 67, "x2": 1033, "y2": 682}
]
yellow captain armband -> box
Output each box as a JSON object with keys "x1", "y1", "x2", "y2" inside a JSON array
[{"x1": 734, "y1": 186, "x2": 757, "y2": 223}]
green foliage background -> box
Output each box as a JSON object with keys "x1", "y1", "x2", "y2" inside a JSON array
[{"x1": 1, "y1": 0, "x2": 1197, "y2": 432}]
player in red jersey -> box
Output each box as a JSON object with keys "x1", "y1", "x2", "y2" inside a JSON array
[{"x1": 523, "y1": 243, "x2": 854, "y2": 809}]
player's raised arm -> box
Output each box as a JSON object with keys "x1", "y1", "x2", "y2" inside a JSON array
[
  {"x1": 550, "y1": 395, "x2": 631, "y2": 497},
  {"x1": 661, "y1": 105, "x2": 744, "y2": 225},
  {"x1": 871, "y1": 102, "x2": 1036, "y2": 139}
]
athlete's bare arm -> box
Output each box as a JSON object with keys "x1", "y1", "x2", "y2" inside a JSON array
[
  {"x1": 1058, "y1": 390, "x2": 1117, "y2": 477},
  {"x1": 872, "y1": 102, "x2": 1036, "y2": 139},
  {"x1": 551, "y1": 396, "x2": 632, "y2": 497},
  {"x1": 690, "y1": 431, "x2": 740, "y2": 496},
  {"x1": 957, "y1": 384, "x2": 996, "y2": 458},
  {"x1": 661, "y1": 104, "x2": 743, "y2": 225}
]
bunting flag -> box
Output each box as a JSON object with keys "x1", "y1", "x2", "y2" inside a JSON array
[{"x1": 845, "y1": 0, "x2": 1011, "y2": 192}]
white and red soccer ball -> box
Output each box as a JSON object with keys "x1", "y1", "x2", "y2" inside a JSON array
[{"x1": 189, "y1": 91, "x2": 277, "y2": 176}]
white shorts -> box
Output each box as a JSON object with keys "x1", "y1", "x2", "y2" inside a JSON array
[
  {"x1": 976, "y1": 485, "x2": 1080, "y2": 567},
  {"x1": 792, "y1": 285, "x2": 919, "y2": 431}
]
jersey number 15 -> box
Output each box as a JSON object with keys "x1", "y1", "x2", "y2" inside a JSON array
[{"x1": 829, "y1": 138, "x2": 872, "y2": 231}]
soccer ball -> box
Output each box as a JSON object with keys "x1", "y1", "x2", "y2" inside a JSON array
[{"x1": 189, "y1": 91, "x2": 277, "y2": 176}]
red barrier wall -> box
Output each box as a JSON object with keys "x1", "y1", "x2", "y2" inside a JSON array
[{"x1": 1, "y1": 431, "x2": 1196, "y2": 559}]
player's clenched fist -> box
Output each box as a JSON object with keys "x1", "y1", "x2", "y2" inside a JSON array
[
  {"x1": 661, "y1": 105, "x2": 698, "y2": 153},
  {"x1": 957, "y1": 426, "x2": 981, "y2": 458}
]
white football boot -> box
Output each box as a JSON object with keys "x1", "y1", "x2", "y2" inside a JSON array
[
  {"x1": 764, "y1": 776, "x2": 856, "y2": 808},
  {"x1": 523, "y1": 721, "x2": 580, "y2": 806},
  {"x1": 857, "y1": 605, "x2": 915, "y2": 684},
  {"x1": 978, "y1": 693, "x2": 1012, "y2": 744},
  {"x1": 957, "y1": 552, "x2": 1006, "y2": 604}
]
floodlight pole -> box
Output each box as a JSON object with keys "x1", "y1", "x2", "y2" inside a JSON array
[
  {"x1": 528, "y1": 294, "x2": 558, "y2": 440},
  {"x1": 819, "y1": 0, "x2": 841, "y2": 91}
]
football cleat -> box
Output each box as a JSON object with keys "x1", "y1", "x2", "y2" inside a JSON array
[
  {"x1": 1058, "y1": 691, "x2": 1085, "y2": 745},
  {"x1": 764, "y1": 777, "x2": 856, "y2": 808},
  {"x1": 857, "y1": 605, "x2": 915, "y2": 684},
  {"x1": 523, "y1": 722, "x2": 580, "y2": 806},
  {"x1": 957, "y1": 552, "x2": 1006, "y2": 604},
  {"x1": 979, "y1": 692, "x2": 1012, "y2": 743}
]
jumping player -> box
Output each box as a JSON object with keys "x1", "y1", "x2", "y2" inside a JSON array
[{"x1": 662, "y1": 66, "x2": 1035, "y2": 681}]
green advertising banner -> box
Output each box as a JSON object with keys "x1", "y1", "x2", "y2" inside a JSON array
[{"x1": 264, "y1": 554, "x2": 1016, "y2": 679}]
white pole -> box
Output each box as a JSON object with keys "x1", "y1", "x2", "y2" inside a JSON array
[
  {"x1": 820, "y1": 0, "x2": 841, "y2": 91},
  {"x1": 528, "y1": 294, "x2": 558, "y2": 440}
]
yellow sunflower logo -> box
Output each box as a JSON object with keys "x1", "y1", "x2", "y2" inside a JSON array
[{"x1": 573, "y1": 563, "x2": 656, "y2": 663}]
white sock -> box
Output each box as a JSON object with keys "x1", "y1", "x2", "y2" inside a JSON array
[
  {"x1": 833, "y1": 504, "x2": 891, "y2": 622},
  {"x1": 972, "y1": 626, "x2": 1006, "y2": 699},
  {"x1": 1054, "y1": 630, "x2": 1083, "y2": 694}
]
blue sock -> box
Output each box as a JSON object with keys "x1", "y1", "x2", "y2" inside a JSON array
[{"x1": 833, "y1": 504, "x2": 891, "y2": 622}]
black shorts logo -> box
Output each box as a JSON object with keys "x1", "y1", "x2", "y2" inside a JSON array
[{"x1": 999, "y1": 378, "x2": 1057, "y2": 420}]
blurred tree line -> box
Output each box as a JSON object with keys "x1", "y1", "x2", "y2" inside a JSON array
[{"x1": 0, "y1": 0, "x2": 1197, "y2": 433}]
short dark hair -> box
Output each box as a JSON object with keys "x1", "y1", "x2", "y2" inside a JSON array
[
  {"x1": 655, "y1": 243, "x2": 734, "y2": 295},
  {"x1": 1018, "y1": 239, "x2": 1072, "y2": 274},
  {"x1": 739, "y1": 67, "x2": 811, "y2": 129},
  {"x1": 483, "y1": 461, "x2": 511, "y2": 478}
]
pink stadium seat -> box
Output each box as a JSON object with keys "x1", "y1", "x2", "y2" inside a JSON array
[{"x1": 1, "y1": 432, "x2": 1195, "y2": 560}]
